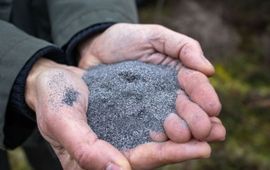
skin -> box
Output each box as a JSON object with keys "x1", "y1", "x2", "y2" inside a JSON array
[
  {"x1": 25, "y1": 23, "x2": 226, "y2": 170},
  {"x1": 78, "y1": 23, "x2": 225, "y2": 142}
]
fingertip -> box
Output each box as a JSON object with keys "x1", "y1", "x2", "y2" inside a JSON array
[
  {"x1": 209, "y1": 117, "x2": 222, "y2": 124},
  {"x1": 72, "y1": 140, "x2": 130, "y2": 170},
  {"x1": 106, "y1": 163, "x2": 122, "y2": 170},
  {"x1": 203, "y1": 64, "x2": 215, "y2": 77},
  {"x1": 198, "y1": 88, "x2": 222, "y2": 117},
  {"x1": 164, "y1": 113, "x2": 191, "y2": 143},
  {"x1": 178, "y1": 41, "x2": 214, "y2": 76},
  {"x1": 207, "y1": 100, "x2": 222, "y2": 116},
  {"x1": 113, "y1": 158, "x2": 131, "y2": 170},
  {"x1": 149, "y1": 131, "x2": 168, "y2": 142},
  {"x1": 193, "y1": 116, "x2": 212, "y2": 140},
  {"x1": 200, "y1": 142, "x2": 212, "y2": 158},
  {"x1": 178, "y1": 68, "x2": 222, "y2": 116},
  {"x1": 190, "y1": 57, "x2": 215, "y2": 77},
  {"x1": 188, "y1": 140, "x2": 211, "y2": 158},
  {"x1": 200, "y1": 55, "x2": 215, "y2": 76},
  {"x1": 206, "y1": 121, "x2": 226, "y2": 142},
  {"x1": 208, "y1": 63, "x2": 215, "y2": 76},
  {"x1": 218, "y1": 125, "x2": 226, "y2": 141},
  {"x1": 176, "y1": 96, "x2": 212, "y2": 140}
]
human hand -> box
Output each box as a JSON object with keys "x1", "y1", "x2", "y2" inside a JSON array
[
  {"x1": 78, "y1": 23, "x2": 225, "y2": 142},
  {"x1": 25, "y1": 58, "x2": 222, "y2": 170},
  {"x1": 78, "y1": 24, "x2": 214, "y2": 76},
  {"x1": 25, "y1": 58, "x2": 130, "y2": 170}
]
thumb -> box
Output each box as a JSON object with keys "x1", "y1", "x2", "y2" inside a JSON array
[
  {"x1": 44, "y1": 109, "x2": 130, "y2": 170},
  {"x1": 124, "y1": 140, "x2": 211, "y2": 170},
  {"x1": 32, "y1": 68, "x2": 129, "y2": 169}
]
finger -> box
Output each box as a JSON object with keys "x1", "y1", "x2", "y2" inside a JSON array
[
  {"x1": 176, "y1": 91, "x2": 211, "y2": 140},
  {"x1": 149, "y1": 131, "x2": 168, "y2": 142},
  {"x1": 148, "y1": 25, "x2": 214, "y2": 76},
  {"x1": 178, "y1": 67, "x2": 222, "y2": 116},
  {"x1": 205, "y1": 117, "x2": 226, "y2": 142},
  {"x1": 124, "y1": 140, "x2": 211, "y2": 170},
  {"x1": 140, "y1": 52, "x2": 181, "y2": 68},
  {"x1": 51, "y1": 146, "x2": 83, "y2": 170},
  {"x1": 210, "y1": 116, "x2": 222, "y2": 124},
  {"x1": 140, "y1": 52, "x2": 167, "y2": 65},
  {"x1": 44, "y1": 110, "x2": 131, "y2": 170},
  {"x1": 163, "y1": 113, "x2": 191, "y2": 143}
]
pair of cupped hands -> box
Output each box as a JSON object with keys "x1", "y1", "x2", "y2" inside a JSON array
[{"x1": 26, "y1": 23, "x2": 226, "y2": 170}]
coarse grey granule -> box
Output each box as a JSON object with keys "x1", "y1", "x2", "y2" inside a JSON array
[{"x1": 83, "y1": 61, "x2": 179, "y2": 149}]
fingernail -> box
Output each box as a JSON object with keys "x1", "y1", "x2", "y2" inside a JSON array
[{"x1": 106, "y1": 163, "x2": 122, "y2": 170}]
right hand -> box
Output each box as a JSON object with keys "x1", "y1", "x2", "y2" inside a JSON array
[{"x1": 78, "y1": 23, "x2": 225, "y2": 142}]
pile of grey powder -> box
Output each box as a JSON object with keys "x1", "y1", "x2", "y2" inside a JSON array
[{"x1": 83, "y1": 61, "x2": 179, "y2": 149}]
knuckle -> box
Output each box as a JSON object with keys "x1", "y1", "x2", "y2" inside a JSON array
[
  {"x1": 148, "y1": 24, "x2": 167, "y2": 39},
  {"x1": 193, "y1": 40, "x2": 201, "y2": 47},
  {"x1": 157, "y1": 144, "x2": 169, "y2": 164},
  {"x1": 151, "y1": 24, "x2": 166, "y2": 30},
  {"x1": 188, "y1": 38, "x2": 201, "y2": 48}
]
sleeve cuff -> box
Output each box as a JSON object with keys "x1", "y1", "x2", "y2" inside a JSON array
[
  {"x1": 64, "y1": 22, "x2": 114, "y2": 65},
  {"x1": 4, "y1": 46, "x2": 65, "y2": 149},
  {"x1": 8, "y1": 46, "x2": 65, "y2": 121}
]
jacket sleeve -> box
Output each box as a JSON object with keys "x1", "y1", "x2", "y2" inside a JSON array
[
  {"x1": 0, "y1": 20, "x2": 64, "y2": 149},
  {"x1": 46, "y1": 0, "x2": 138, "y2": 65}
]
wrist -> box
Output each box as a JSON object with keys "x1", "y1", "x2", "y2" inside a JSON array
[{"x1": 25, "y1": 58, "x2": 62, "y2": 110}]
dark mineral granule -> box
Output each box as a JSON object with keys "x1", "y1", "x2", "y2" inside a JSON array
[
  {"x1": 62, "y1": 87, "x2": 80, "y2": 106},
  {"x1": 83, "y1": 61, "x2": 179, "y2": 149}
]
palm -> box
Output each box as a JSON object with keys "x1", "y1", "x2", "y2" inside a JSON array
[{"x1": 31, "y1": 67, "x2": 131, "y2": 169}]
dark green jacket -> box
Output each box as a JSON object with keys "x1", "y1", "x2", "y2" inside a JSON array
[{"x1": 0, "y1": 0, "x2": 138, "y2": 149}]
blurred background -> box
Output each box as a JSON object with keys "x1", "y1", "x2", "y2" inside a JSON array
[{"x1": 7, "y1": 0, "x2": 270, "y2": 169}]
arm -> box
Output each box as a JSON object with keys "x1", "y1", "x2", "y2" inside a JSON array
[
  {"x1": 0, "y1": 20, "x2": 64, "y2": 149},
  {"x1": 46, "y1": 0, "x2": 138, "y2": 65}
]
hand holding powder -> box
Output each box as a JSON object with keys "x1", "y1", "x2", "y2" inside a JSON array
[{"x1": 83, "y1": 61, "x2": 179, "y2": 149}]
